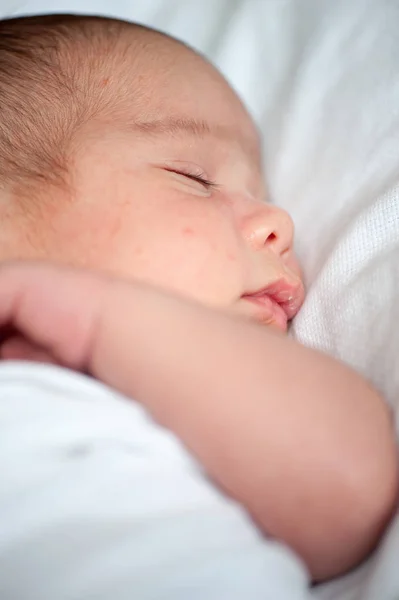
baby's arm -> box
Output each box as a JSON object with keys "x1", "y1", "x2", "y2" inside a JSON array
[{"x1": 0, "y1": 262, "x2": 397, "y2": 582}]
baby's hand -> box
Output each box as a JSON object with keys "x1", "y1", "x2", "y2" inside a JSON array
[
  {"x1": 0, "y1": 262, "x2": 94, "y2": 366},
  {"x1": 0, "y1": 261, "x2": 123, "y2": 371}
]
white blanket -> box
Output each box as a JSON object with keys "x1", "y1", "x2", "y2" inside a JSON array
[
  {"x1": 1, "y1": 1, "x2": 399, "y2": 598},
  {"x1": 0, "y1": 363, "x2": 309, "y2": 600}
]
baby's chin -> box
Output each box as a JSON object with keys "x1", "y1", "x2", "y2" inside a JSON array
[{"x1": 255, "y1": 316, "x2": 288, "y2": 334}]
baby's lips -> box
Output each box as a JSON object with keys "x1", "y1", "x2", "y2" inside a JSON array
[
  {"x1": 278, "y1": 263, "x2": 306, "y2": 320},
  {"x1": 279, "y1": 282, "x2": 305, "y2": 320}
]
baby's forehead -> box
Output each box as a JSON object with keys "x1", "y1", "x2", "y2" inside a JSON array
[
  {"x1": 103, "y1": 31, "x2": 260, "y2": 157},
  {"x1": 113, "y1": 64, "x2": 261, "y2": 170}
]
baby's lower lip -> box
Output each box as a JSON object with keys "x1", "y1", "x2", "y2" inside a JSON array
[{"x1": 243, "y1": 295, "x2": 288, "y2": 332}]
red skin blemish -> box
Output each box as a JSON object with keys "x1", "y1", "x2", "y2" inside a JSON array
[
  {"x1": 101, "y1": 77, "x2": 110, "y2": 87},
  {"x1": 182, "y1": 227, "x2": 194, "y2": 235}
]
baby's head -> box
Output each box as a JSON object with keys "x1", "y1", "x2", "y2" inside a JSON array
[{"x1": 0, "y1": 14, "x2": 303, "y2": 331}]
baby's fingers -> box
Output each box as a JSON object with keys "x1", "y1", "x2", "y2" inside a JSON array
[{"x1": 1, "y1": 335, "x2": 57, "y2": 364}]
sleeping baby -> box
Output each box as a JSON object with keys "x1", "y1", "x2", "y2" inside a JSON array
[{"x1": 0, "y1": 14, "x2": 397, "y2": 583}]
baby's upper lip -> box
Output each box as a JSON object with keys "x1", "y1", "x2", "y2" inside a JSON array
[{"x1": 242, "y1": 277, "x2": 305, "y2": 320}]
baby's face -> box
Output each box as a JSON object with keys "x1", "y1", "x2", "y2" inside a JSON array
[{"x1": 36, "y1": 38, "x2": 304, "y2": 331}]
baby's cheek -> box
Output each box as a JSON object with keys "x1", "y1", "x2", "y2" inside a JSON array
[{"x1": 184, "y1": 223, "x2": 228, "y2": 257}]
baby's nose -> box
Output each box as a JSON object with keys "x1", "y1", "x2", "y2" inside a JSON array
[{"x1": 242, "y1": 201, "x2": 295, "y2": 257}]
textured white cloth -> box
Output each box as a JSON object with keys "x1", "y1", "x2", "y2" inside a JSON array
[
  {"x1": 255, "y1": 1, "x2": 399, "y2": 419},
  {"x1": 0, "y1": 1, "x2": 399, "y2": 598}
]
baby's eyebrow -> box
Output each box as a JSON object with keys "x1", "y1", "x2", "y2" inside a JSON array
[
  {"x1": 130, "y1": 117, "x2": 261, "y2": 165},
  {"x1": 133, "y1": 117, "x2": 221, "y2": 138}
]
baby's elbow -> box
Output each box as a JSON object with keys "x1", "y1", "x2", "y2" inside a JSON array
[
  {"x1": 307, "y1": 402, "x2": 398, "y2": 582},
  {"x1": 343, "y1": 420, "x2": 398, "y2": 559}
]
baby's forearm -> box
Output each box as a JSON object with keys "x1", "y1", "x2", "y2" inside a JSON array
[{"x1": 93, "y1": 282, "x2": 398, "y2": 582}]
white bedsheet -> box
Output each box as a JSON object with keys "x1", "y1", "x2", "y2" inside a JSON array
[{"x1": 1, "y1": 1, "x2": 399, "y2": 599}]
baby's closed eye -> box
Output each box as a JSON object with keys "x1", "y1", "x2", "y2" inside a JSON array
[{"x1": 161, "y1": 161, "x2": 218, "y2": 192}]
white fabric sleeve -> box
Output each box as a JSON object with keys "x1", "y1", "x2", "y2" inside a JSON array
[{"x1": 0, "y1": 362, "x2": 308, "y2": 600}]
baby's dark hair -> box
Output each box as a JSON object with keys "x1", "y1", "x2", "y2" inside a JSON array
[{"x1": 0, "y1": 14, "x2": 161, "y2": 196}]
